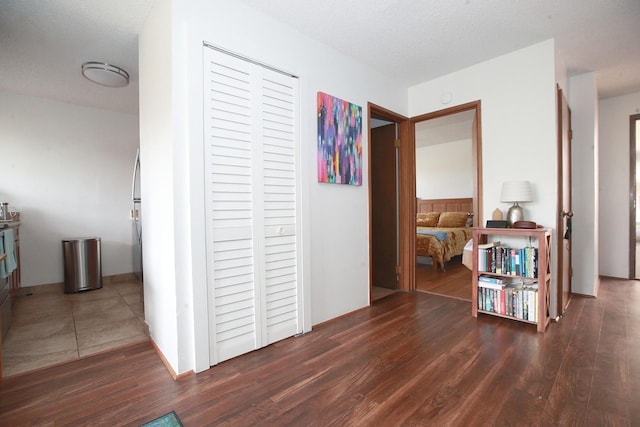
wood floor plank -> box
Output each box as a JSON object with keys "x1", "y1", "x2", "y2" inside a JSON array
[
  {"x1": 1, "y1": 279, "x2": 639, "y2": 426},
  {"x1": 416, "y1": 258, "x2": 472, "y2": 301},
  {"x1": 585, "y1": 279, "x2": 635, "y2": 426},
  {"x1": 491, "y1": 296, "x2": 586, "y2": 425},
  {"x1": 541, "y1": 291, "x2": 605, "y2": 425},
  {"x1": 623, "y1": 280, "x2": 640, "y2": 426}
]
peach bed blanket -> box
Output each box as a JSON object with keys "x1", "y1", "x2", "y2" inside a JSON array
[{"x1": 416, "y1": 226, "x2": 472, "y2": 271}]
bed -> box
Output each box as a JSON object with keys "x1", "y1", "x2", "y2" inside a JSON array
[{"x1": 416, "y1": 198, "x2": 474, "y2": 271}]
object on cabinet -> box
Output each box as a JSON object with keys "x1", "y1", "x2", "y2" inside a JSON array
[
  {"x1": 486, "y1": 220, "x2": 508, "y2": 228},
  {"x1": 491, "y1": 208, "x2": 503, "y2": 220},
  {"x1": 512, "y1": 220, "x2": 537, "y2": 229},
  {"x1": 471, "y1": 227, "x2": 551, "y2": 333},
  {"x1": 500, "y1": 180, "x2": 533, "y2": 227}
]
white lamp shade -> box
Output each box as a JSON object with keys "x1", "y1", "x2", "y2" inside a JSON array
[{"x1": 500, "y1": 180, "x2": 533, "y2": 203}]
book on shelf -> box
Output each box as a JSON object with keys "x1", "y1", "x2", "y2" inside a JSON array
[
  {"x1": 478, "y1": 240, "x2": 500, "y2": 249},
  {"x1": 477, "y1": 245, "x2": 538, "y2": 278},
  {"x1": 477, "y1": 280, "x2": 504, "y2": 290},
  {"x1": 478, "y1": 275, "x2": 504, "y2": 284},
  {"x1": 477, "y1": 275, "x2": 524, "y2": 290},
  {"x1": 477, "y1": 281, "x2": 538, "y2": 322}
]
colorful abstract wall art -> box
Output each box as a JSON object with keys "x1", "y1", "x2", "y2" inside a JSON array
[{"x1": 317, "y1": 92, "x2": 363, "y2": 185}]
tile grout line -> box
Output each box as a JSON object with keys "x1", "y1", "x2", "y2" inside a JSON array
[{"x1": 71, "y1": 301, "x2": 80, "y2": 359}]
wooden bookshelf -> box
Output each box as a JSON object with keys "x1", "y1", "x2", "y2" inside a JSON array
[{"x1": 471, "y1": 227, "x2": 551, "y2": 333}]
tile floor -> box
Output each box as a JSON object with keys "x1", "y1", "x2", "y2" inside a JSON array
[{"x1": 1, "y1": 278, "x2": 148, "y2": 377}]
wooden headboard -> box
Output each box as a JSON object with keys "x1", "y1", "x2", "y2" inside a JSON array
[{"x1": 416, "y1": 197, "x2": 473, "y2": 214}]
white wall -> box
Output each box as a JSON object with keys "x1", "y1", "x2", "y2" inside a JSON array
[
  {"x1": 139, "y1": 0, "x2": 181, "y2": 372},
  {"x1": 408, "y1": 40, "x2": 560, "y2": 316},
  {"x1": 599, "y1": 91, "x2": 640, "y2": 277},
  {"x1": 569, "y1": 73, "x2": 599, "y2": 295},
  {"x1": 140, "y1": 0, "x2": 408, "y2": 374},
  {"x1": 0, "y1": 90, "x2": 139, "y2": 286},
  {"x1": 555, "y1": 46, "x2": 568, "y2": 96},
  {"x1": 416, "y1": 140, "x2": 473, "y2": 199}
]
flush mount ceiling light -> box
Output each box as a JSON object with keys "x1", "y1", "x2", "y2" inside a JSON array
[{"x1": 81, "y1": 62, "x2": 129, "y2": 87}]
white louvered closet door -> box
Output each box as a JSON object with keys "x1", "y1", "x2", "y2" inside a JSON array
[{"x1": 203, "y1": 46, "x2": 301, "y2": 365}]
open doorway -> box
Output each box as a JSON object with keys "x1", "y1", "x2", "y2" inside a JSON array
[
  {"x1": 409, "y1": 102, "x2": 482, "y2": 300},
  {"x1": 370, "y1": 119, "x2": 398, "y2": 299},
  {"x1": 369, "y1": 101, "x2": 481, "y2": 302},
  {"x1": 368, "y1": 104, "x2": 410, "y2": 303}
]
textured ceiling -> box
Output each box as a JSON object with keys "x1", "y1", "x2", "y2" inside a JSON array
[
  {"x1": 1, "y1": 1, "x2": 638, "y2": 115},
  {"x1": 0, "y1": 0, "x2": 154, "y2": 115},
  {"x1": 239, "y1": 0, "x2": 640, "y2": 100}
]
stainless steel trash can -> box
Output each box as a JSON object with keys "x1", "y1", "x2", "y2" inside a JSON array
[{"x1": 62, "y1": 237, "x2": 102, "y2": 293}]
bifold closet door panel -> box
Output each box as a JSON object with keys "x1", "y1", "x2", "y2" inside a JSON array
[
  {"x1": 259, "y1": 69, "x2": 299, "y2": 345},
  {"x1": 203, "y1": 46, "x2": 300, "y2": 364},
  {"x1": 204, "y1": 48, "x2": 258, "y2": 363}
]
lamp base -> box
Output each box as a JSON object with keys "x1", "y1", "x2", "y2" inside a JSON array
[{"x1": 506, "y1": 204, "x2": 523, "y2": 227}]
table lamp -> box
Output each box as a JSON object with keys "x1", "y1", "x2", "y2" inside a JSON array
[{"x1": 500, "y1": 180, "x2": 533, "y2": 227}]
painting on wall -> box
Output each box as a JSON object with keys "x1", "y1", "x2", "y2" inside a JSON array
[{"x1": 317, "y1": 92, "x2": 362, "y2": 185}]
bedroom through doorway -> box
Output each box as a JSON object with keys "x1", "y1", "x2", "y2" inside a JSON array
[{"x1": 411, "y1": 102, "x2": 482, "y2": 301}]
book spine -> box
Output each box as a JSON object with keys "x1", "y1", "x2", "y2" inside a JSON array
[
  {"x1": 509, "y1": 289, "x2": 513, "y2": 316},
  {"x1": 518, "y1": 291, "x2": 524, "y2": 319},
  {"x1": 478, "y1": 282, "x2": 503, "y2": 290},
  {"x1": 490, "y1": 247, "x2": 496, "y2": 273},
  {"x1": 478, "y1": 275, "x2": 503, "y2": 284}
]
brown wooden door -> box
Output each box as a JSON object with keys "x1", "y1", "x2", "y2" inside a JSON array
[
  {"x1": 630, "y1": 115, "x2": 640, "y2": 279},
  {"x1": 557, "y1": 87, "x2": 572, "y2": 315},
  {"x1": 371, "y1": 124, "x2": 398, "y2": 289}
]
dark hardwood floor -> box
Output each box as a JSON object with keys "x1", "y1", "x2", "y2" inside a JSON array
[
  {"x1": 416, "y1": 256, "x2": 472, "y2": 301},
  {"x1": 1, "y1": 277, "x2": 638, "y2": 426}
]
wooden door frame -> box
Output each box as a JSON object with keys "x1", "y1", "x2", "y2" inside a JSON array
[
  {"x1": 368, "y1": 103, "x2": 411, "y2": 294},
  {"x1": 556, "y1": 85, "x2": 572, "y2": 315},
  {"x1": 629, "y1": 114, "x2": 640, "y2": 279},
  {"x1": 369, "y1": 100, "x2": 483, "y2": 294},
  {"x1": 410, "y1": 101, "x2": 483, "y2": 229},
  {"x1": 406, "y1": 100, "x2": 483, "y2": 289}
]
